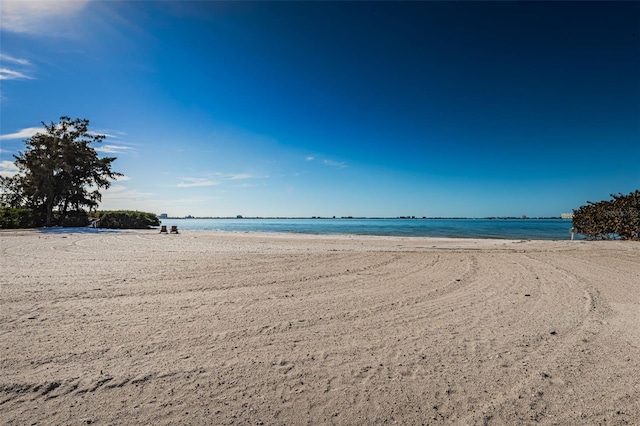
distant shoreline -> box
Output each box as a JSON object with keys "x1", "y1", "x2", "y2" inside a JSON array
[{"x1": 163, "y1": 216, "x2": 568, "y2": 220}]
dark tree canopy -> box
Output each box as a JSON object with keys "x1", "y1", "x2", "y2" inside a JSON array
[
  {"x1": 572, "y1": 191, "x2": 640, "y2": 240},
  {"x1": 0, "y1": 117, "x2": 122, "y2": 226}
]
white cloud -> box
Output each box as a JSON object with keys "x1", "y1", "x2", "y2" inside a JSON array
[
  {"x1": 225, "y1": 173, "x2": 269, "y2": 181},
  {"x1": 0, "y1": 128, "x2": 134, "y2": 156},
  {"x1": 95, "y1": 144, "x2": 135, "y2": 154},
  {"x1": 104, "y1": 185, "x2": 127, "y2": 193},
  {"x1": 175, "y1": 177, "x2": 219, "y2": 188},
  {"x1": 0, "y1": 54, "x2": 33, "y2": 85},
  {"x1": 231, "y1": 182, "x2": 266, "y2": 188},
  {"x1": 101, "y1": 186, "x2": 153, "y2": 200},
  {"x1": 0, "y1": 0, "x2": 90, "y2": 35},
  {"x1": 99, "y1": 186, "x2": 158, "y2": 212},
  {"x1": 99, "y1": 189, "x2": 220, "y2": 215},
  {"x1": 0, "y1": 126, "x2": 41, "y2": 140},
  {"x1": 0, "y1": 160, "x2": 19, "y2": 178},
  {"x1": 323, "y1": 159, "x2": 347, "y2": 168},
  {"x1": 304, "y1": 156, "x2": 347, "y2": 168},
  {"x1": 225, "y1": 173, "x2": 253, "y2": 180},
  {"x1": 0, "y1": 68, "x2": 33, "y2": 80},
  {"x1": 214, "y1": 173, "x2": 269, "y2": 181},
  {"x1": 160, "y1": 173, "x2": 270, "y2": 192},
  {"x1": 0, "y1": 54, "x2": 30, "y2": 66},
  {"x1": 171, "y1": 196, "x2": 220, "y2": 204},
  {"x1": 91, "y1": 129, "x2": 126, "y2": 139}
]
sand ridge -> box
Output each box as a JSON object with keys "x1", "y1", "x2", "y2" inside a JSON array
[{"x1": 1, "y1": 230, "x2": 639, "y2": 424}]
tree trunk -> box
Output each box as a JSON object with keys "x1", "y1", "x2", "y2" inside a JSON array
[
  {"x1": 46, "y1": 198, "x2": 54, "y2": 227},
  {"x1": 60, "y1": 197, "x2": 70, "y2": 223}
]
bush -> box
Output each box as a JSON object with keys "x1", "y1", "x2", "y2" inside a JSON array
[
  {"x1": 59, "y1": 210, "x2": 90, "y2": 227},
  {"x1": 95, "y1": 210, "x2": 160, "y2": 229},
  {"x1": 573, "y1": 191, "x2": 640, "y2": 240},
  {"x1": 0, "y1": 207, "x2": 40, "y2": 229}
]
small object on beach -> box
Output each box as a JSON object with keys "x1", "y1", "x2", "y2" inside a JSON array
[
  {"x1": 550, "y1": 331, "x2": 557, "y2": 335},
  {"x1": 524, "y1": 294, "x2": 531, "y2": 297},
  {"x1": 170, "y1": 225, "x2": 179, "y2": 234},
  {"x1": 160, "y1": 225, "x2": 168, "y2": 233}
]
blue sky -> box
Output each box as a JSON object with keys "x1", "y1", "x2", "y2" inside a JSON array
[{"x1": 1, "y1": 1, "x2": 638, "y2": 217}]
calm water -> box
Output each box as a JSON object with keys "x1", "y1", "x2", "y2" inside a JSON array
[{"x1": 160, "y1": 218, "x2": 578, "y2": 240}]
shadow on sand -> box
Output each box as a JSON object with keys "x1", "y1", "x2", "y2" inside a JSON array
[{"x1": 36, "y1": 227, "x2": 123, "y2": 234}]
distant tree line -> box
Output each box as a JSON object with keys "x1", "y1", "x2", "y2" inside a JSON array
[
  {"x1": 572, "y1": 191, "x2": 640, "y2": 240},
  {"x1": 0, "y1": 117, "x2": 158, "y2": 229}
]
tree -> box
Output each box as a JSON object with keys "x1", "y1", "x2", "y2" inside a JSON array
[
  {"x1": 572, "y1": 191, "x2": 640, "y2": 240},
  {"x1": 0, "y1": 117, "x2": 122, "y2": 226}
]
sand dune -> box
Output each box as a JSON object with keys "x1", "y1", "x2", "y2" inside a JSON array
[{"x1": 1, "y1": 230, "x2": 639, "y2": 425}]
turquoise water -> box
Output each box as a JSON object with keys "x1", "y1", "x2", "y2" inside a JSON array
[{"x1": 160, "y1": 218, "x2": 578, "y2": 240}]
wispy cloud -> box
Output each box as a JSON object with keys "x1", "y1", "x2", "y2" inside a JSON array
[
  {"x1": 103, "y1": 185, "x2": 127, "y2": 194},
  {"x1": 225, "y1": 173, "x2": 254, "y2": 180},
  {"x1": 323, "y1": 159, "x2": 348, "y2": 168},
  {"x1": 1, "y1": 0, "x2": 90, "y2": 35},
  {"x1": 175, "y1": 177, "x2": 219, "y2": 188},
  {"x1": 0, "y1": 54, "x2": 30, "y2": 66},
  {"x1": 0, "y1": 68, "x2": 33, "y2": 80},
  {"x1": 0, "y1": 160, "x2": 19, "y2": 178},
  {"x1": 0, "y1": 54, "x2": 33, "y2": 82},
  {"x1": 92, "y1": 129, "x2": 126, "y2": 139},
  {"x1": 104, "y1": 185, "x2": 153, "y2": 198},
  {"x1": 99, "y1": 185, "x2": 153, "y2": 209},
  {"x1": 231, "y1": 182, "x2": 266, "y2": 188},
  {"x1": 173, "y1": 173, "x2": 267, "y2": 189},
  {"x1": 305, "y1": 156, "x2": 347, "y2": 168},
  {"x1": 95, "y1": 144, "x2": 136, "y2": 154},
  {"x1": 209, "y1": 172, "x2": 269, "y2": 181},
  {"x1": 0, "y1": 127, "x2": 41, "y2": 140},
  {"x1": 0, "y1": 127, "x2": 134, "y2": 153}
]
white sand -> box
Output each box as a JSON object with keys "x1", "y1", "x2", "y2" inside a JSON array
[{"x1": 1, "y1": 230, "x2": 639, "y2": 425}]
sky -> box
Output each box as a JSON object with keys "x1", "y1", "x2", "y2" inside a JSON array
[{"x1": 1, "y1": 1, "x2": 638, "y2": 218}]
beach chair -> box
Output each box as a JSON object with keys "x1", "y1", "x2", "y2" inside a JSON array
[
  {"x1": 170, "y1": 225, "x2": 179, "y2": 234},
  {"x1": 160, "y1": 225, "x2": 168, "y2": 233}
]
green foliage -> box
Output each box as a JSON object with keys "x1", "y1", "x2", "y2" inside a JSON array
[
  {"x1": 0, "y1": 116, "x2": 121, "y2": 226},
  {"x1": 0, "y1": 209, "x2": 158, "y2": 229},
  {"x1": 59, "y1": 210, "x2": 90, "y2": 227},
  {"x1": 0, "y1": 207, "x2": 40, "y2": 229},
  {"x1": 95, "y1": 210, "x2": 160, "y2": 229},
  {"x1": 573, "y1": 191, "x2": 640, "y2": 240}
]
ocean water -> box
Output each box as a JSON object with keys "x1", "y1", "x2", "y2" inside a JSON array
[{"x1": 160, "y1": 218, "x2": 578, "y2": 240}]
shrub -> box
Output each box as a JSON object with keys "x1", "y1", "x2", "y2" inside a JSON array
[
  {"x1": 95, "y1": 210, "x2": 160, "y2": 229},
  {"x1": 0, "y1": 207, "x2": 40, "y2": 229},
  {"x1": 573, "y1": 191, "x2": 640, "y2": 240},
  {"x1": 59, "y1": 210, "x2": 90, "y2": 227}
]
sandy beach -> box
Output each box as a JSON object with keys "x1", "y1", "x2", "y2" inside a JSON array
[{"x1": 1, "y1": 230, "x2": 639, "y2": 425}]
